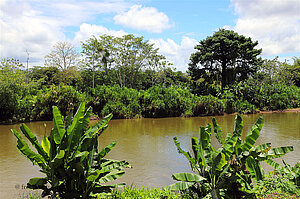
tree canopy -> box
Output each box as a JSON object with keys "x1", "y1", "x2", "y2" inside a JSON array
[
  {"x1": 188, "y1": 29, "x2": 262, "y2": 89},
  {"x1": 81, "y1": 34, "x2": 169, "y2": 89}
]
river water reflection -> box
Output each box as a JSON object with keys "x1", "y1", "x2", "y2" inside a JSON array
[{"x1": 0, "y1": 112, "x2": 299, "y2": 198}]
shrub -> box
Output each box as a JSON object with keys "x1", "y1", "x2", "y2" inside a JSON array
[
  {"x1": 192, "y1": 95, "x2": 225, "y2": 116},
  {"x1": 90, "y1": 85, "x2": 142, "y2": 119},
  {"x1": 251, "y1": 171, "x2": 300, "y2": 199},
  {"x1": 234, "y1": 99, "x2": 257, "y2": 114},
  {"x1": 0, "y1": 83, "x2": 20, "y2": 121},
  {"x1": 141, "y1": 84, "x2": 194, "y2": 118},
  {"x1": 33, "y1": 84, "x2": 85, "y2": 120}
]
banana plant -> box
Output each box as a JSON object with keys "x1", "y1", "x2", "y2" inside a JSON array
[
  {"x1": 12, "y1": 102, "x2": 130, "y2": 198},
  {"x1": 164, "y1": 115, "x2": 294, "y2": 199}
]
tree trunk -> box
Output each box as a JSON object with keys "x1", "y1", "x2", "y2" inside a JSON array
[{"x1": 221, "y1": 60, "x2": 227, "y2": 90}]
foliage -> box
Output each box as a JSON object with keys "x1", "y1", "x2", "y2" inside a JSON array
[
  {"x1": 291, "y1": 56, "x2": 300, "y2": 86},
  {"x1": 81, "y1": 34, "x2": 168, "y2": 89},
  {"x1": 81, "y1": 36, "x2": 108, "y2": 89},
  {"x1": 251, "y1": 171, "x2": 300, "y2": 199},
  {"x1": 33, "y1": 84, "x2": 85, "y2": 120},
  {"x1": 225, "y1": 79, "x2": 300, "y2": 111},
  {"x1": 141, "y1": 84, "x2": 195, "y2": 118},
  {"x1": 265, "y1": 160, "x2": 300, "y2": 187},
  {"x1": 29, "y1": 66, "x2": 61, "y2": 87},
  {"x1": 164, "y1": 115, "x2": 294, "y2": 198},
  {"x1": 12, "y1": 103, "x2": 130, "y2": 198},
  {"x1": 89, "y1": 84, "x2": 142, "y2": 119},
  {"x1": 189, "y1": 28, "x2": 262, "y2": 89},
  {"x1": 0, "y1": 58, "x2": 37, "y2": 122},
  {"x1": 192, "y1": 95, "x2": 225, "y2": 116}
]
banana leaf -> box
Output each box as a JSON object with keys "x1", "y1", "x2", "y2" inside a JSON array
[
  {"x1": 242, "y1": 115, "x2": 264, "y2": 151},
  {"x1": 172, "y1": 172, "x2": 206, "y2": 182}
]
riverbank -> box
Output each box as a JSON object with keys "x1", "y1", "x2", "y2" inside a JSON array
[{"x1": 259, "y1": 108, "x2": 300, "y2": 113}]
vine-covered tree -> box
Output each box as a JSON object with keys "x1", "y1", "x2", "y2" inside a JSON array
[{"x1": 188, "y1": 29, "x2": 262, "y2": 89}]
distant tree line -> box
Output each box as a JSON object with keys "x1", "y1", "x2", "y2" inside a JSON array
[{"x1": 0, "y1": 29, "x2": 299, "y2": 123}]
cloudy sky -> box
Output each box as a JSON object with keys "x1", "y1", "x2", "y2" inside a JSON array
[{"x1": 1, "y1": 0, "x2": 299, "y2": 71}]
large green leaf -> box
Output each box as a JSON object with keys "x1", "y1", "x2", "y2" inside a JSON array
[
  {"x1": 98, "y1": 141, "x2": 117, "y2": 159},
  {"x1": 87, "y1": 113, "x2": 113, "y2": 137},
  {"x1": 222, "y1": 134, "x2": 238, "y2": 160},
  {"x1": 212, "y1": 118, "x2": 224, "y2": 144},
  {"x1": 246, "y1": 156, "x2": 264, "y2": 181},
  {"x1": 212, "y1": 152, "x2": 227, "y2": 173},
  {"x1": 66, "y1": 103, "x2": 85, "y2": 136},
  {"x1": 41, "y1": 130, "x2": 51, "y2": 157},
  {"x1": 65, "y1": 107, "x2": 74, "y2": 129},
  {"x1": 100, "y1": 160, "x2": 131, "y2": 173},
  {"x1": 242, "y1": 115, "x2": 264, "y2": 151},
  {"x1": 264, "y1": 159, "x2": 289, "y2": 173},
  {"x1": 82, "y1": 106, "x2": 93, "y2": 133},
  {"x1": 172, "y1": 173, "x2": 206, "y2": 182},
  {"x1": 20, "y1": 123, "x2": 49, "y2": 161},
  {"x1": 233, "y1": 114, "x2": 243, "y2": 136},
  {"x1": 12, "y1": 129, "x2": 47, "y2": 170},
  {"x1": 199, "y1": 125, "x2": 213, "y2": 168},
  {"x1": 262, "y1": 146, "x2": 293, "y2": 159},
  {"x1": 253, "y1": 143, "x2": 271, "y2": 153},
  {"x1": 67, "y1": 103, "x2": 86, "y2": 152},
  {"x1": 52, "y1": 106, "x2": 66, "y2": 145},
  {"x1": 98, "y1": 169, "x2": 125, "y2": 184},
  {"x1": 163, "y1": 182, "x2": 195, "y2": 191},
  {"x1": 191, "y1": 137, "x2": 201, "y2": 165},
  {"x1": 174, "y1": 137, "x2": 197, "y2": 169},
  {"x1": 27, "y1": 177, "x2": 48, "y2": 189}
]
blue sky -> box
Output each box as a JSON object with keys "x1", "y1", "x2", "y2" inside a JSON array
[{"x1": 1, "y1": 0, "x2": 299, "y2": 71}]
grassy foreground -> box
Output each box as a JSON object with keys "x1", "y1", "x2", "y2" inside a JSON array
[
  {"x1": 20, "y1": 186, "x2": 191, "y2": 199},
  {"x1": 21, "y1": 185, "x2": 300, "y2": 199}
]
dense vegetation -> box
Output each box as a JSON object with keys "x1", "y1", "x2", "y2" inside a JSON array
[{"x1": 1, "y1": 30, "x2": 300, "y2": 123}]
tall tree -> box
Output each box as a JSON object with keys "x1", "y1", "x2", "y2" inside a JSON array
[
  {"x1": 45, "y1": 41, "x2": 79, "y2": 83},
  {"x1": 81, "y1": 34, "x2": 168, "y2": 89},
  {"x1": 81, "y1": 36, "x2": 108, "y2": 88},
  {"x1": 188, "y1": 29, "x2": 262, "y2": 89}
]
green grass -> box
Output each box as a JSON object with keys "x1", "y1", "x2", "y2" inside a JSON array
[{"x1": 107, "y1": 186, "x2": 192, "y2": 199}]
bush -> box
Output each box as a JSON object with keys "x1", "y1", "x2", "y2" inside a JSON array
[
  {"x1": 235, "y1": 80, "x2": 300, "y2": 110},
  {"x1": 0, "y1": 83, "x2": 20, "y2": 121},
  {"x1": 33, "y1": 84, "x2": 85, "y2": 120},
  {"x1": 192, "y1": 95, "x2": 225, "y2": 116},
  {"x1": 251, "y1": 171, "x2": 300, "y2": 199},
  {"x1": 141, "y1": 84, "x2": 194, "y2": 118},
  {"x1": 90, "y1": 85, "x2": 142, "y2": 119}
]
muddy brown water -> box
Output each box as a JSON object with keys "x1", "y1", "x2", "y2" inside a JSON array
[{"x1": 0, "y1": 112, "x2": 299, "y2": 198}]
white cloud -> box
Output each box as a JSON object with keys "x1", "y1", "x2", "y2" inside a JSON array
[
  {"x1": 231, "y1": 0, "x2": 300, "y2": 55},
  {"x1": 0, "y1": 0, "x2": 130, "y2": 66},
  {"x1": 114, "y1": 4, "x2": 172, "y2": 33},
  {"x1": 150, "y1": 37, "x2": 198, "y2": 71},
  {"x1": 0, "y1": 0, "x2": 65, "y2": 65},
  {"x1": 73, "y1": 23, "x2": 127, "y2": 45}
]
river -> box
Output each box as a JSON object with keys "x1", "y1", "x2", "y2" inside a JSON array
[{"x1": 0, "y1": 112, "x2": 299, "y2": 198}]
